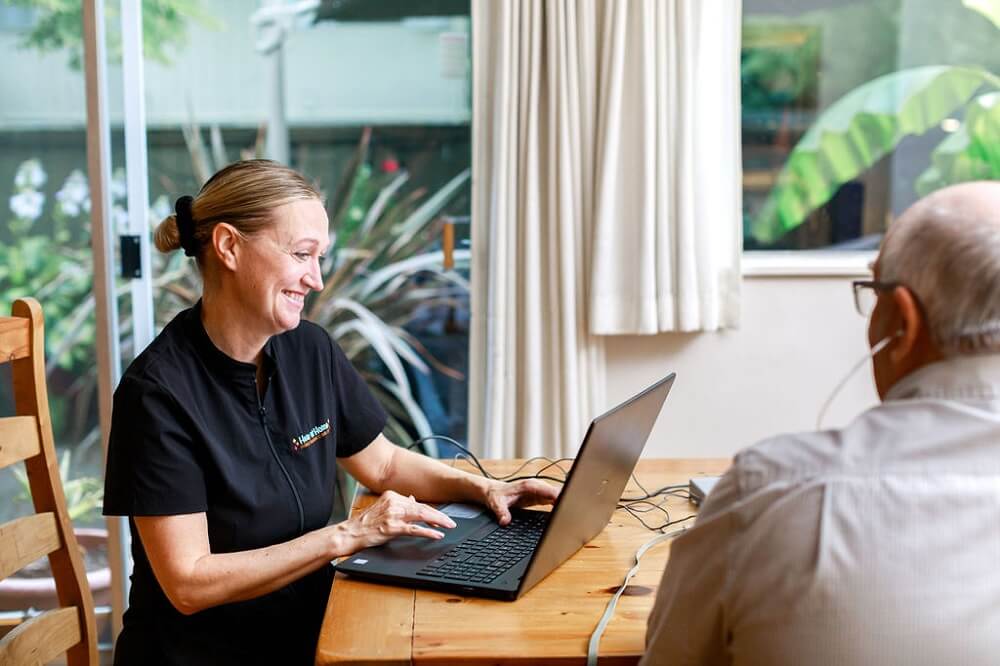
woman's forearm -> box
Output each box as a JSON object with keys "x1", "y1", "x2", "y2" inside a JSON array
[
  {"x1": 377, "y1": 444, "x2": 494, "y2": 503},
  {"x1": 135, "y1": 515, "x2": 356, "y2": 616}
]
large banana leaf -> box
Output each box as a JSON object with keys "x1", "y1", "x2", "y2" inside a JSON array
[
  {"x1": 752, "y1": 65, "x2": 1000, "y2": 243},
  {"x1": 916, "y1": 91, "x2": 1000, "y2": 195}
]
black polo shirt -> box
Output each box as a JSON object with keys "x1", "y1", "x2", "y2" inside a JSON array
[{"x1": 103, "y1": 301, "x2": 386, "y2": 666}]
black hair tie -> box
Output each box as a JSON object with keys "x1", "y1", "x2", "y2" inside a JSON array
[{"x1": 174, "y1": 195, "x2": 198, "y2": 257}]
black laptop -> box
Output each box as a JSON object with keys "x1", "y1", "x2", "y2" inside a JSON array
[{"x1": 334, "y1": 373, "x2": 675, "y2": 600}]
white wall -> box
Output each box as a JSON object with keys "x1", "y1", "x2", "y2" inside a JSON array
[{"x1": 607, "y1": 274, "x2": 880, "y2": 459}]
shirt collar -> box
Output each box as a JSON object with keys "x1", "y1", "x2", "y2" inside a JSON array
[
  {"x1": 885, "y1": 353, "x2": 1000, "y2": 402},
  {"x1": 182, "y1": 300, "x2": 278, "y2": 381}
]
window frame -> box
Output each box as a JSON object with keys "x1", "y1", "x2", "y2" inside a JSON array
[{"x1": 742, "y1": 250, "x2": 875, "y2": 278}]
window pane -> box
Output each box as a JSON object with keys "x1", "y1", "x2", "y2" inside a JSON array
[
  {"x1": 0, "y1": 0, "x2": 110, "y2": 639},
  {"x1": 742, "y1": 0, "x2": 1000, "y2": 251}
]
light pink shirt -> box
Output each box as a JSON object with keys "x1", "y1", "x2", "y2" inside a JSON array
[{"x1": 642, "y1": 354, "x2": 1000, "y2": 666}]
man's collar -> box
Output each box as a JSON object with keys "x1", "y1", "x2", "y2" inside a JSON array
[{"x1": 885, "y1": 353, "x2": 1000, "y2": 402}]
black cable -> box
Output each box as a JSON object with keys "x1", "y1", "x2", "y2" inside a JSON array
[
  {"x1": 407, "y1": 436, "x2": 497, "y2": 479},
  {"x1": 622, "y1": 507, "x2": 697, "y2": 533},
  {"x1": 404, "y1": 435, "x2": 698, "y2": 533},
  {"x1": 496, "y1": 456, "x2": 572, "y2": 481}
]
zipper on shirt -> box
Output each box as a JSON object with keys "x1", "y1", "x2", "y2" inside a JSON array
[{"x1": 255, "y1": 378, "x2": 306, "y2": 535}]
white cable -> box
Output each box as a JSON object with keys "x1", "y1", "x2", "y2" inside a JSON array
[
  {"x1": 586, "y1": 527, "x2": 688, "y2": 665},
  {"x1": 815, "y1": 334, "x2": 895, "y2": 430}
]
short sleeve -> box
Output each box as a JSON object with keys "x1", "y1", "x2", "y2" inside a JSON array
[
  {"x1": 328, "y1": 337, "x2": 388, "y2": 458},
  {"x1": 103, "y1": 376, "x2": 208, "y2": 516}
]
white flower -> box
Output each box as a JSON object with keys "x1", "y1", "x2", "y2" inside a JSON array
[
  {"x1": 14, "y1": 159, "x2": 47, "y2": 189},
  {"x1": 148, "y1": 195, "x2": 171, "y2": 226},
  {"x1": 110, "y1": 167, "x2": 127, "y2": 202},
  {"x1": 10, "y1": 190, "x2": 44, "y2": 221},
  {"x1": 55, "y1": 170, "x2": 90, "y2": 217}
]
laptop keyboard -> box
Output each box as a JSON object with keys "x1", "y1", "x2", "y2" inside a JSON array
[{"x1": 417, "y1": 512, "x2": 548, "y2": 584}]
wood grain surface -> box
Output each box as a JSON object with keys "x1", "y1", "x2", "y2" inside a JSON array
[{"x1": 316, "y1": 458, "x2": 729, "y2": 665}]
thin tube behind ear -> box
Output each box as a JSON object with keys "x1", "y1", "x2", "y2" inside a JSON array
[{"x1": 816, "y1": 333, "x2": 896, "y2": 430}]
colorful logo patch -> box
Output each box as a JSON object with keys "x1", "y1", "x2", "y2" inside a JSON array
[{"x1": 291, "y1": 419, "x2": 331, "y2": 452}]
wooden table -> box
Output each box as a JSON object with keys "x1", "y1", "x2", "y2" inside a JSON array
[{"x1": 316, "y1": 458, "x2": 729, "y2": 665}]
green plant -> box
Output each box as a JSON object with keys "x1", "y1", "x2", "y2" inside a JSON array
[
  {"x1": 12, "y1": 449, "x2": 104, "y2": 524},
  {"x1": 2, "y1": 161, "x2": 103, "y2": 455},
  {"x1": 916, "y1": 91, "x2": 1000, "y2": 195},
  {"x1": 742, "y1": 22, "x2": 821, "y2": 112},
  {"x1": 751, "y1": 65, "x2": 1000, "y2": 243},
  {"x1": 307, "y1": 129, "x2": 470, "y2": 444},
  {"x1": 1, "y1": 0, "x2": 220, "y2": 70}
]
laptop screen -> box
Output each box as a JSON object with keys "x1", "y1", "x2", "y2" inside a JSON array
[{"x1": 518, "y1": 373, "x2": 675, "y2": 594}]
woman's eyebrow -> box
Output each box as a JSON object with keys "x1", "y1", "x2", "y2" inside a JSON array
[{"x1": 291, "y1": 238, "x2": 331, "y2": 253}]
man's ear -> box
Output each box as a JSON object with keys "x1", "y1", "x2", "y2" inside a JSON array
[
  {"x1": 212, "y1": 223, "x2": 242, "y2": 272},
  {"x1": 888, "y1": 285, "x2": 923, "y2": 363}
]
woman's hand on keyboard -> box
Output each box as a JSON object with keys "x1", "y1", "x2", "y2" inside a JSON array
[{"x1": 482, "y1": 479, "x2": 560, "y2": 525}]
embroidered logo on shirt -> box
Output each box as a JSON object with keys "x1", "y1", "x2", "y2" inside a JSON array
[{"x1": 291, "y1": 419, "x2": 331, "y2": 452}]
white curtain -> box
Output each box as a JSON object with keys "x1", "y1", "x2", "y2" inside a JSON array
[
  {"x1": 470, "y1": 0, "x2": 605, "y2": 459},
  {"x1": 590, "y1": 0, "x2": 742, "y2": 334},
  {"x1": 469, "y1": 0, "x2": 742, "y2": 458}
]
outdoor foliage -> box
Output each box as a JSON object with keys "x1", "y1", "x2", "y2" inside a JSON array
[
  {"x1": 741, "y1": 22, "x2": 820, "y2": 113},
  {"x1": 752, "y1": 65, "x2": 1000, "y2": 243},
  {"x1": 1, "y1": 160, "x2": 156, "y2": 457},
  {"x1": 1, "y1": 0, "x2": 219, "y2": 69},
  {"x1": 12, "y1": 450, "x2": 104, "y2": 524},
  {"x1": 307, "y1": 128, "x2": 470, "y2": 445},
  {"x1": 916, "y1": 91, "x2": 1000, "y2": 196}
]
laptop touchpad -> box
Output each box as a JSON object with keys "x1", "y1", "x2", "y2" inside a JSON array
[{"x1": 439, "y1": 503, "x2": 485, "y2": 519}]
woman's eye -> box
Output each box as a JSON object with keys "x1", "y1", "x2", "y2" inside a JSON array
[{"x1": 294, "y1": 252, "x2": 310, "y2": 261}]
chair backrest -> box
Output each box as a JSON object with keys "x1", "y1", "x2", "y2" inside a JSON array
[{"x1": 0, "y1": 298, "x2": 98, "y2": 665}]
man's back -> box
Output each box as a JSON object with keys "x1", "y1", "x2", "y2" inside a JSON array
[{"x1": 643, "y1": 354, "x2": 1000, "y2": 665}]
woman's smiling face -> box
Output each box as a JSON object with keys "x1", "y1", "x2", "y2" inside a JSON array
[{"x1": 237, "y1": 198, "x2": 330, "y2": 336}]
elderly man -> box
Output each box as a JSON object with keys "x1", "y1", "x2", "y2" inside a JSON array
[{"x1": 642, "y1": 181, "x2": 1000, "y2": 665}]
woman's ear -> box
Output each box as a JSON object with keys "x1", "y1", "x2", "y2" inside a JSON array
[
  {"x1": 887, "y1": 285, "x2": 923, "y2": 364},
  {"x1": 212, "y1": 223, "x2": 242, "y2": 272}
]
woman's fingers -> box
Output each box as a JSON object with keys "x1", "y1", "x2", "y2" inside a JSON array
[
  {"x1": 481, "y1": 478, "x2": 561, "y2": 526},
  {"x1": 507, "y1": 479, "x2": 559, "y2": 507},
  {"x1": 410, "y1": 503, "x2": 456, "y2": 529},
  {"x1": 360, "y1": 493, "x2": 455, "y2": 545},
  {"x1": 521, "y1": 479, "x2": 560, "y2": 502},
  {"x1": 405, "y1": 523, "x2": 446, "y2": 540}
]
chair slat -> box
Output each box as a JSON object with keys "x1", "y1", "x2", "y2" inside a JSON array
[
  {"x1": 0, "y1": 606, "x2": 81, "y2": 665},
  {"x1": 0, "y1": 513, "x2": 61, "y2": 581},
  {"x1": 0, "y1": 317, "x2": 30, "y2": 363},
  {"x1": 0, "y1": 416, "x2": 41, "y2": 469}
]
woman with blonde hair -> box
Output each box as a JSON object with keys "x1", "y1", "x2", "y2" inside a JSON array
[{"x1": 103, "y1": 160, "x2": 556, "y2": 665}]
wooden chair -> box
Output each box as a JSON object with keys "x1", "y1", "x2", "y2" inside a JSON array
[{"x1": 0, "y1": 298, "x2": 98, "y2": 665}]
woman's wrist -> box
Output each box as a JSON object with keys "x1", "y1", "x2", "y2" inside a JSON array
[
  {"x1": 326, "y1": 521, "x2": 359, "y2": 559},
  {"x1": 469, "y1": 474, "x2": 500, "y2": 505}
]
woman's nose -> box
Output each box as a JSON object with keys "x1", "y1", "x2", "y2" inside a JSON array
[{"x1": 304, "y1": 259, "x2": 324, "y2": 291}]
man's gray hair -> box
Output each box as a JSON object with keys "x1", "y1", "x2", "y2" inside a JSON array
[{"x1": 879, "y1": 182, "x2": 1000, "y2": 357}]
